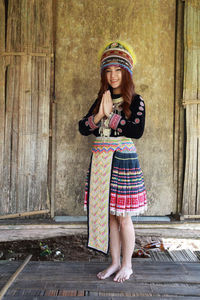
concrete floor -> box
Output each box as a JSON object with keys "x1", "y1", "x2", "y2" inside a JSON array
[{"x1": 0, "y1": 220, "x2": 200, "y2": 242}]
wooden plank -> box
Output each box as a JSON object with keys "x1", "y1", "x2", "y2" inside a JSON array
[
  {"x1": 49, "y1": 0, "x2": 56, "y2": 219},
  {"x1": 5, "y1": 284, "x2": 200, "y2": 299},
  {"x1": 29, "y1": 55, "x2": 40, "y2": 210},
  {"x1": 17, "y1": 260, "x2": 190, "y2": 274},
  {"x1": 24, "y1": 260, "x2": 187, "y2": 270},
  {"x1": 50, "y1": 101, "x2": 56, "y2": 218},
  {"x1": 34, "y1": 56, "x2": 51, "y2": 211},
  {"x1": 6, "y1": 0, "x2": 22, "y2": 53},
  {"x1": 2, "y1": 60, "x2": 14, "y2": 214},
  {"x1": 11, "y1": 58, "x2": 20, "y2": 213},
  {"x1": 0, "y1": 0, "x2": 5, "y2": 53},
  {"x1": 7, "y1": 261, "x2": 200, "y2": 284},
  {"x1": 2, "y1": 296, "x2": 200, "y2": 300},
  {"x1": 58, "y1": 290, "x2": 84, "y2": 296},
  {"x1": 197, "y1": 104, "x2": 200, "y2": 213},
  {"x1": 0, "y1": 1, "x2": 5, "y2": 211},
  {"x1": 0, "y1": 56, "x2": 5, "y2": 213},
  {"x1": 7, "y1": 281, "x2": 200, "y2": 297},
  {"x1": 0, "y1": 210, "x2": 50, "y2": 219},
  {"x1": 6, "y1": 288, "x2": 44, "y2": 296},
  {"x1": 44, "y1": 289, "x2": 59, "y2": 296},
  {"x1": 182, "y1": 99, "x2": 200, "y2": 106},
  {"x1": 151, "y1": 284, "x2": 200, "y2": 297},
  {"x1": 180, "y1": 214, "x2": 200, "y2": 220},
  {"x1": 0, "y1": 52, "x2": 53, "y2": 57}
]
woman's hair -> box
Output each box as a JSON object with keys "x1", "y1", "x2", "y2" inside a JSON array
[{"x1": 93, "y1": 67, "x2": 135, "y2": 118}]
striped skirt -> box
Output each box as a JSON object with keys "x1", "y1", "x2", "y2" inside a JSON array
[
  {"x1": 84, "y1": 137, "x2": 147, "y2": 254},
  {"x1": 84, "y1": 137, "x2": 147, "y2": 217}
]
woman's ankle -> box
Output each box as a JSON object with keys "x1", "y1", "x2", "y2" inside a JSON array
[
  {"x1": 121, "y1": 261, "x2": 132, "y2": 269},
  {"x1": 111, "y1": 260, "x2": 121, "y2": 267}
]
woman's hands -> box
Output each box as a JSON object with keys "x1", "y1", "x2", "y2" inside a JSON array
[
  {"x1": 94, "y1": 90, "x2": 113, "y2": 125},
  {"x1": 98, "y1": 94, "x2": 105, "y2": 118},
  {"x1": 102, "y1": 90, "x2": 113, "y2": 117}
]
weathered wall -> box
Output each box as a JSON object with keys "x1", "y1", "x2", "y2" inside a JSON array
[{"x1": 55, "y1": 0, "x2": 176, "y2": 215}]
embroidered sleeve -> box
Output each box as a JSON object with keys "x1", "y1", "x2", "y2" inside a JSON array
[
  {"x1": 110, "y1": 95, "x2": 145, "y2": 139},
  {"x1": 88, "y1": 115, "x2": 99, "y2": 130},
  {"x1": 79, "y1": 99, "x2": 100, "y2": 136}
]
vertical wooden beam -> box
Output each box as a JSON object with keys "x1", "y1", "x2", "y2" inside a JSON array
[
  {"x1": 51, "y1": 101, "x2": 56, "y2": 218},
  {"x1": 173, "y1": 0, "x2": 185, "y2": 215},
  {"x1": 182, "y1": 0, "x2": 200, "y2": 218},
  {"x1": 49, "y1": 0, "x2": 56, "y2": 218},
  {"x1": 0, "y1": 0, "x2": 6, "y2": 213}
]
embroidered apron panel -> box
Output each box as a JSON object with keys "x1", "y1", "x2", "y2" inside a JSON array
[
  {"x1": 88, "y1": 150, "x2": 113, "y2": 254},
  {"x1": 87, "y1": 137, "x2": 135, "y2": 254}
]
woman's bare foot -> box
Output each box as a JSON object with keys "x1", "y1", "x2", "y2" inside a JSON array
[
  {"x1": 97, "y1": 264, "x2": 120, "y2": 280},
  {"x1": 113, "y1": 266, "x2": 133, "y2": 283}
]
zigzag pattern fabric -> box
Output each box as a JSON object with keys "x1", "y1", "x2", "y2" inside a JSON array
[
  {"x1": 87, "y1": 137, "x2": 147, "y2": 254},
  {"x1": 88, "y1": 150, "x2": 113, "y2": 254},
  {"x1": 92, "y1": 138, "x2": 136, "y2": 153}
]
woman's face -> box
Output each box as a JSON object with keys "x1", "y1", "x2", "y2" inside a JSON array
[{"x1": 106, "y1": 65, "x2": 122, "y2": 94}]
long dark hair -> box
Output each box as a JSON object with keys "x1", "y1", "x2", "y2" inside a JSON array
[{"x1": 93, "y1": 68, "x2": 135, "y2": 118}]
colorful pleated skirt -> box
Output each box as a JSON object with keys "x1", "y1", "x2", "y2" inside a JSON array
[{"x1": 84, "y1": 137, "x2": 147, "y2": 254}]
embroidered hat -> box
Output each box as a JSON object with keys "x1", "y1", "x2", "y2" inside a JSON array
[{"x1": 99, "y1": 41, "x2": 136, "y2": 76}]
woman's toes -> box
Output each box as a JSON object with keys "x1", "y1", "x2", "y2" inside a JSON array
[
  {"x1": 97, "y1": 264, "x2": 120, "y2": 280},
  {"x1": 113, "y1": 267, "x2": 133, "y2": 283}
]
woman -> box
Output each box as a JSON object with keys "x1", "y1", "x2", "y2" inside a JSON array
[{"x1": 79, "y1": 41, "x2": 147, "y2": 283}]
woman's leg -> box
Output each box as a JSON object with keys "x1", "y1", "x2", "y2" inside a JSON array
[
  {"x1": 97, "y1": 214, "x2": 121, "y2": 279},
  {"x1": 113, "y1": 215, "x2": 135, "y2": 282}
]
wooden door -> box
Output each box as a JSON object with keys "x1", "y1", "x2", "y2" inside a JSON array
[{"x1": 0, "y1": 0, "x2": 53, "y2": 218}]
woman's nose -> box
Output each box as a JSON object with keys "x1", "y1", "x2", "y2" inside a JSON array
[{"x1": 111, "y1": 71, "x2": 116, "y2": 78}]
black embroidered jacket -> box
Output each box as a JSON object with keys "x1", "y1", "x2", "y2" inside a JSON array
[{"x1": 78, "y1": 93, "x2": 145, "y2": 139}]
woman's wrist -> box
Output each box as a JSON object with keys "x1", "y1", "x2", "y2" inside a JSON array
[{"x1": 94, "y1": 113, "x2": 104, "y2": 125}]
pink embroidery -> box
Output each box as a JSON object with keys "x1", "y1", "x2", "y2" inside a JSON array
[
  {"x1": 120, "y1": 119, "x2": 126, "y2": 126},
  {"x1": 85, "y1": 121, "x2": 89, "y2": 126},
  {"x1": 88, "y1": 115, "x2": 99, "y2": 130},
  {"x1": 139, "y1": 106, "x2": 144, "y2": 111},
  {"x1": 109, "y1": 114, "x2": 122, "y2": 130},
  {"x1": 117, "y1": 128, "x2": 122, "y2": 133},
  {"x1": 134, "y1": 118, "x2": 140, "y2": 124},
  {"x1": 137, "y1": 112, "x2": 142, "y2": 116},
  {"x1": 140, "y1": 96, "x2": 144, "y2": 101},
  {"x1": 140, "y1": 101, "x2": 144, "y2": 106}
]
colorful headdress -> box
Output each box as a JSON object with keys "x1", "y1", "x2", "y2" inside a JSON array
[{"x1": 99, "y1": 41, "x2": 136, "y2": 76}]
